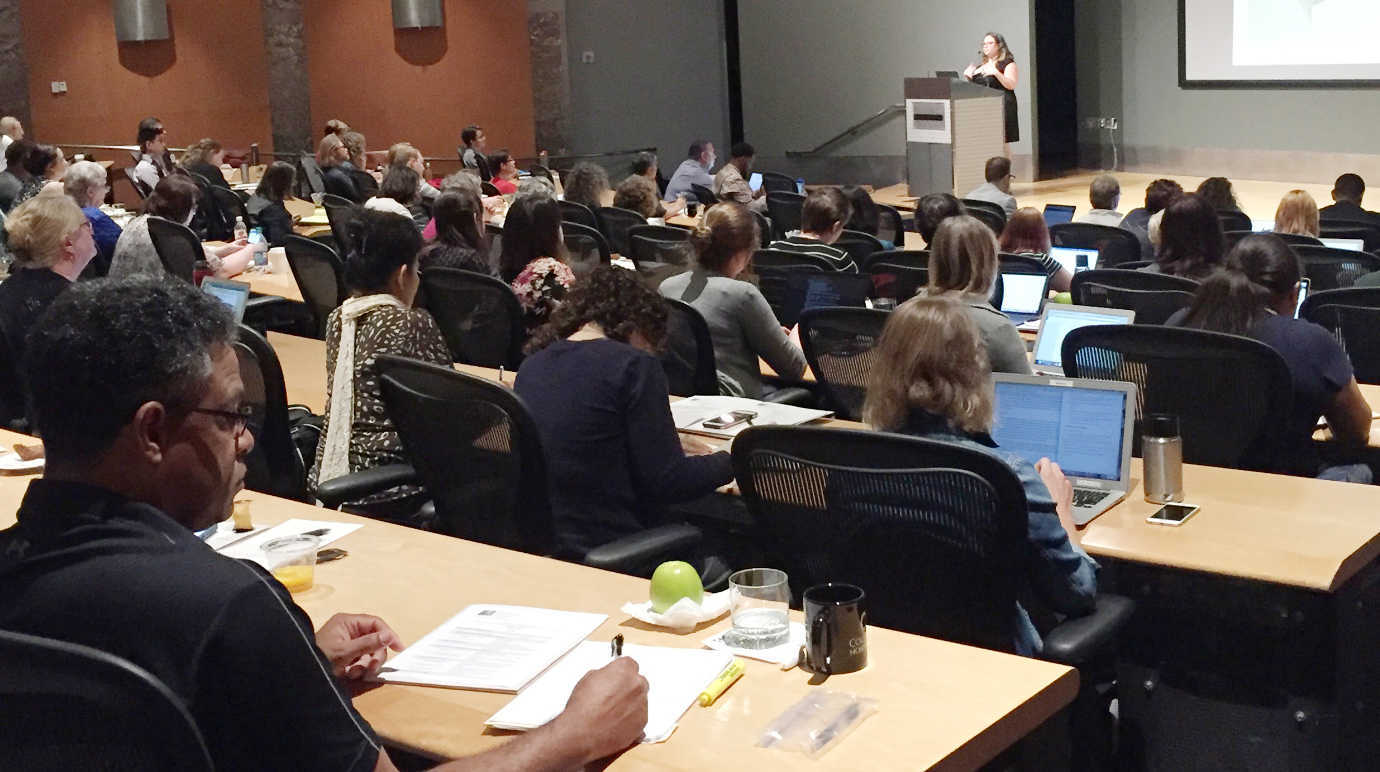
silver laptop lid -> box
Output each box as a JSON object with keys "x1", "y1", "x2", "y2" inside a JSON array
[
  {"x1": 201, "y1": 278, "x2": 251, "y2": 324},
  {"x1": 1031, "y1": 304, "x2": 1135, "y2": 370},
  {"x1": 989, "y1": 373, "x2": 1137, "y2": 488}
]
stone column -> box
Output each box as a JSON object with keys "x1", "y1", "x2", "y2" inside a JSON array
[
  {"x1": 260, "y1": 0, "x2": 312, "y2": 156},
  {"x1": 528, "y1": 0, "x2": 571, "y2": 155},
  {"x1": 0, "y1": 0, "x2": 31, "y2": 131}
]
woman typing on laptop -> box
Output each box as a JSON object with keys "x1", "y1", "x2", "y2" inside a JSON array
[{"x1": 864, "y1": 296, "x2": 1097, "y2": 656}]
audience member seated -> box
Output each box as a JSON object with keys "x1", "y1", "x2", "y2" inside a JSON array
[
  {"x1": 341, "y1": 131, "x2": 380, "y2": 202},
  {"x1": 713, "y1": 141, "x2": 767, "y2": 213},
  {"x1": 1141, "y1": 193, "x2": 1225, "y2": 281},
  {"x1": 318, "y1": 133, "x2": 356, "y2": 200},
  {"x1": 1074, "y1": 174, "x2": 1124, "y2": 227},
  {"x1": 659, "y1": 203, "x2": 807, "y2": 397},
  {"x1": 460, "y1": 123, "x2": 490, "y2": 179},
  {"x1": 0, "y1": 138, "x2": 34, "y2": 213},
  {"x1": 1120, "y1": 178, "x2": 1182, "y2": 258},
  {"x1": 420, "y1": 172, "x2": 503, "y2": 240},
  {"x1": 0, "y1": 115, "x2": 21, "y2": 155},
  {"x1": 664, "y1": 140, "x2": 716, "y2": 203},
  {"x1": 863, "y1": 295, "x2": 1096, "y2": 655},
  {"x1": 964, "y1": 156, "x2": 1017, "y2": 216},
  {"x1": 499, "y1": 191, "x2": 575, "y2": 330},
  {"x1": 133, "y1": 119, "x2": 171, "y2": 192},
  {"x1": 1273, "y1": 189, "x2": 1320, "y2": 238},
  {"x1": 309, "y1": 209, "x2": 451, "y2": 525},
  {"x1": 613, "y1": 174, "x2": 666, "y2": 221},
  {"x1": 1320, "y1": 173, "x2": 1380, "y2": 226},
  {"x1": 246, "y1": 161, "x2": 297, "y2": 247},
  {"x1": 0, "y1": 276, "x2": 650, "y2": 771},
  {"x1": 110, "y1": 175, "x2": 255, "y2": 280},
  {"x1": 841, "y1": 185, "x2": 891, "y2": 248},
  {"x1": 386, "y1": 142, "x2": 439, "y2": 204},
  {"x1": 179, "y1": 138, "x2": 230, "y2": 189},
  {"x1": 1168, "y1": 235, "x2": 1373, "y2": 481},
  {"x1": 630, "y1": 151, "x2": 680, "y2": 211},
  {"x1": 64, "y1": 160, "x2": 121, "y2": 276},
  {"x1": 562, "y1": 161, "x2": 609, "y2": 214},
  {"x1": 15, "y1": 143, "x2": 67, "y2": 207},
  {"x1": 365, "y1": 166, "x2": 428, "y2": 230},
  {"x1": 924, "y1": 215, "x2": 1032, "y2": 374},
  {"x1": 515, "y1": 266, "x2": 734, "y2": 557},
  {"x1": 999, "y1": 207, "x2": 1073, "y2": 292},
  {"x1": 323, "y1": 118, "x2": 350, "y2": 137},
  {"x1": 1196, "y1": 176, "x2": 1240, "y2": 212},
  {"x1": 766, "y1": 187, "x2": 856, "y2": 271},
  {"x1": 489, "y1": 150, "x2": 520, "y2": 195},
  {"x1": 419, "y1": 190, "x2": 495, "y2": 276},
  {"x1": 0, "y1": 190, "x2": 97, "y2": 367},
  {"x1": 915, "y1": 192, "x2": 966, "y2": 246}
]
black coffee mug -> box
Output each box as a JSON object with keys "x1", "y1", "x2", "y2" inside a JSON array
[
  {"x1": 686, "y1": 200, "x2": 699, "y2": 217},
  {"x1": 803, "y1": 583, "x2": 867, "y2": 675}
]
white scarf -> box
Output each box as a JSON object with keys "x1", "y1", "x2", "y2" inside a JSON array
[{"x1": 317, "y1": 293, "x2": 407, "y2": 486}]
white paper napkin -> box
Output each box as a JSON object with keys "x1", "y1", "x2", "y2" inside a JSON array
[{"x1": 620, "y1": 591, "x2": 730, "y2": 632}]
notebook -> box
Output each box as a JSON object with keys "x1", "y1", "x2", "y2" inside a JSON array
[
  {"x1": 998, "y1": 272, "x2": 1048, "y2": 323},
  {"x1": 991, "y1": 374, "x2": 1137, "y2": 525},
  {"x1": 1042, "y1": 203, "x2": 1076, "y2": 226},
  {"x1": 1049, "y1": 245, "x2": 1099, "y2": 274},
  {"x1": 201, "y1": 278, "x2": 251, "y2": 323},
  {"x1": 1030, "y1": 304, "x2": 1135, "y2": 375},
  {"x1": 1320, "y1": 237, "x2": 1365, "y2": 252},
  {"x1": 671, "y1": 395, "x2": 833, "y2": 439},
  {"x1": 486, "y1": 641, "x2": 732, "y2": 743}
]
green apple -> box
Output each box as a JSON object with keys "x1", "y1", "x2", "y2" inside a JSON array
[
  {"x1": 649, "y1": 560, "x2": 703, "y2": 613},
  {"x1": 1053, "y1": 291, "x2": 1073, "y2": 305}
]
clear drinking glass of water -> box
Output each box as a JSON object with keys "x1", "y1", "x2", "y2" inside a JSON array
[{"x1": 725, "y1": 568, "x2": 790, "y2": 649}]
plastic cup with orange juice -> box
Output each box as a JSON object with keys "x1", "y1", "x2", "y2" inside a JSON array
[{"x1": 264, "y1": 534, "x2": 320, "y2": 593}]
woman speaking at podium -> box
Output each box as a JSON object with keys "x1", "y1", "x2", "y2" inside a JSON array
[{"x1": 962, "y1": 32, "x2": 1019, "y2": 145}]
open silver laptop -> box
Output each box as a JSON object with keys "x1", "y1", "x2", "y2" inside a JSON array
[
  {"x1": 990, "y1": 374, "x2": 1137, "y2": 525},
  {"x1": 1030, "y1": 304, "x2": 1135, "y2": 376}
]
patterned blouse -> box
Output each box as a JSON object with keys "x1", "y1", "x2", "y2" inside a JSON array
[{"x1": 308, "y1": 303, "x2": 452, "y2": 519}]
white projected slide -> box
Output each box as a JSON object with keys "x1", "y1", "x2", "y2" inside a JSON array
[{"x1": 1183, "y1": 0, "x2": 1380, "y2": 83}]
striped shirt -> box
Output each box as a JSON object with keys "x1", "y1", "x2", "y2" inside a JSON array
[{"x1": 767, "y1": 234, "x2": 856, "y2": 272}]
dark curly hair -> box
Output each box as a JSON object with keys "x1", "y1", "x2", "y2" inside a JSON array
[{"x1": 525, "y1": 265, "x2": 668, "y2": 354}]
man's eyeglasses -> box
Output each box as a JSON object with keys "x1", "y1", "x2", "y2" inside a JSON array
[{"x1": 181, "y1": 404, "x2": 260, "y2": 438}]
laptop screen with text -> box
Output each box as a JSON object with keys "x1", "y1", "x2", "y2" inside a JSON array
[
  {"x1": 991, "y1": 380, "x2": 1128, "y2": 482},
  {"x1": 1033, "y1": 307, "x2": 1133, "y2": 369}
]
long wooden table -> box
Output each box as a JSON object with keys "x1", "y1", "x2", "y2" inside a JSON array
[{"x1": 0, "y1": 428, "x2": 1076, "y2": 769}]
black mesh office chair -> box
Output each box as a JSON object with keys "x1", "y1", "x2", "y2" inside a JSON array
[
  {"x1": 862, "y1": 248, "x2": 928, "y2": 272},
  {"x1": 1292, "y1": 245, "x2": 1380, "y2": 290},
  {"x1": 595, "y1": 206, "x2": 646, "y2": 256},
  {"x1": 876, "y1": 204, "x2": 905, "y2": 246},
  {"x1": 752, "y1": 265, "x2": 820, "y2": 325},
  {"x1": 558, "y1": 199, "x2": 599, "y2": 230},
  {"x1": 752, "y1": 248, "x2": 837, "y2": 272},
  {"x1": 234, "y1": 325, "x2": 309, "y2": 501},
  {"x1": 298, "y1": 153, "x2": 326, "y2": 196},
  {"x1": 121, "y1": 166, "x2": 151, "y2": 200},
  {"x1": 626, "y1": 224, "x2": 692, "y2": 272},
  {"x1": 960, "y1": 200, "x2": 1007, "y2": 235},
  {"x1": 560, "y1": 221, "x2": 611, "y2": 277},
  {"x1": 1216, "y1": 209, "x2": 1252, "y2": 233},
  {"x1": 187, "y1": 172, "x2": 225, "y2": 241},
  {"x1": 419, "y1": 267, "x2": 525, "y2": 368},
  {"x1": 752, "y1": 209, "x2": 773, "y2": 247},
  {"x1": 1300, "y1": 287, "x2": 1380, "y2": 384},
  {"x1": 1050, "y1": 223, "x2": 1144, "y2": 267},
  {"x1": 798, "y1": 307, "x2": 889, "y2": 421},
  {"x1": 759, "y1": 171, "x2": 798, "y2": 194},
  {"x1": 661, "y1": 298, "x2": 719, "y2": 396},
  {"x1": 1318, "y1": 223, "x2": 1380, "y2": 253},
  {"x1": 833, "y1": 229, "x2": 883, "y2": 270},
  {"x1": 765, "y1": 191, "x2": 804, "y2": 240},
  {"x1": 867, "y1": 263, "x2": 929, "y2": 303},
  {"x1": 690, "y1": 183, "x2": 718, "y2": 205},
  {"x1": 146, "y1": 217, "x2": 202, "y2": 282},
  {"x1": 1062, "y1": 325, "x2": 1293, "y2": 471},
  {"x1": 999, "y1": 253, "x2": 1050, "y2": 275},
  {"x1": 209, "y1": 185, "x2": 251, "y2": 232},
  {"x1": 321, "y1": 194, "x2": 356, "y2": 254},
  {"x1": 481, "y1": 181, "x2": 501, "y2": 197},
  {"x1": 283, "y1": 235, "x2": 347, "y2": 339},
  {"x1": 1070, "y1": 269, "x2": 1199, "y2": 325},
  {"x1": 0, "y1": 629, "x2": 213, "y2": 770}
]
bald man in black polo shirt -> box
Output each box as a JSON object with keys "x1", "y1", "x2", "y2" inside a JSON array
[{"x1": 0, "y1": 278, "x2": 648, "y2": 771}]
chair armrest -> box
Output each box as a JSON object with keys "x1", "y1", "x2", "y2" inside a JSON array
[
  {"x1": 314, "y1": 464, "x2": 418, "y2": 509},
  {"x1": 761, "y1": 387, "x2": 815, "y2": 407},
  {"x1": 582, "y1": 524, "x2": 702, "y2": 577},
  {"x1": 245, "y1": 294, "x2": 290, "y2": 311},
  {"x1": 1040, "y1": 593, "x2": 1136, "y2": 667}
]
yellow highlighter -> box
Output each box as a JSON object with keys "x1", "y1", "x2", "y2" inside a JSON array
[{"x1": 698, "y1": 658, "x2": 746, "y2": 707}]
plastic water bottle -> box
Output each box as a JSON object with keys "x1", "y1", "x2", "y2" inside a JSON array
[{"x1": 233, "y1": 217, "x2": 248, "y2": 243}]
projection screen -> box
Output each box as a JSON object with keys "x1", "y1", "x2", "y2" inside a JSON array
[{"x1": 1180, "y1": 0, "x2": 1380, "y2": 86}]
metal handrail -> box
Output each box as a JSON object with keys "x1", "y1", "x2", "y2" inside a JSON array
[{"x1": 785, "y1": 104, "x2": 904, "y2": 158}]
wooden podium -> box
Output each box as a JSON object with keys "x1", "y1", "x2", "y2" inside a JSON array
[{"x1": 903, "y1": 77, "x2": 1007, "y2": 198}]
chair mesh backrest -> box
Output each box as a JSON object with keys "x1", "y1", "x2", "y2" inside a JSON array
[
  {"x1": 145, "y1": 217, "x2": 202, "y2": 283},
  {"x1": 661, "y1": 298, "x2": 718, "y2": 396},
  {"x1": 122, "y1": 166, "x2": 150, "y2": 199},
  {"x1": 234, "y1": 325, "x2": 305, "y2": 501},
  {"x1": 876, "y1": 205, "x2": 904, "y2": 246},
  {"x1": 760, "y1": 171, "x2": 798, "y2": 194},
  {"x1": 799, "y1": 308, "x2": 890, "y2": 420},
  {"x1": 1071, "y1": 269, "x2": 1199, "y2": 323},
  {"x1": 1320, "y1": 221, "x2": 1380, "y2": 252},
  {"x1": 690, "y1": 183, "x2": 717, "y2": 205},
  {"x1": 283, "y1": 235, "x2": 346, "y2": 339},
  {"x1": 754, "y1": 264, "x2": 822, "y2": 325},
  {"x1": 753, "y1": 209, "x2": 773, "y2": 247},
  {"x1": 595, "y1": 206, "x2": 645, "y2": 256},
  {"x1": 752, "y1": 248, "x2": 836, "y2": 272},
  {"x1": 190, "y1": 174, "x2": 230, "y2": 241},
  {"x1": 558, "y1": 200, "x2": 598, "y2": 229},
  {"x1": 1292, "y1": 246, "x2": 1380, "y2": 291},
  {"x1": 375, "y1": 356, "x2": 554, "y2": 554},
  {"x1": 1062, "y1": 325, "x2": 1293, "y2": 471},
  {"x1": 322, "y1": 196, "x2": 356, "y2": 253},
  {"x1": 209, "y1": 186, "x2": 250, "y2": 230},
  {"x1": 1050, "y1": 223, "x2": 1144, "y2": 267},
  {"x1": 559, "y1": 221, "x2": 610, "y2": 277},
  {"x1": 626, "y1": 224, "x2": 691, "y2": 269},
  {"x1": 419, "y1": 267, "x2": 525, "y2": 368},
  {"x1": 1301, "y1": 288, "x2": 1380, "y2": 384},
  {"x1": 833, "y1": 230, "x2": 882, "y2": 269},
  {"x1": 1217, "y1": 209, "x2": 1252, "y2": 232},
  {"x1": 299, "y1": 154, "x2": 326, "y2": 195},
  {"x1": 765, "y1": 192, "x2": 804, "y2": 240},
  {"x1": 863, "y1": 248, "x2": 928, "y2": 272},
  {"x1": 867, "y1": 262, "x2": 928, "y2": 302},
  {"x1": 959, "y1": 198, "x2": 1007, "y2": 223},
  {"x1": 964, "y1": 206, "x2": 1005, "y2": 236},
  {"x1": 732, "y1": 427, "x2": 1027, "y2": 652},
  {"x1": 0, "y1": 629, "x2": 212, "y2": 770}
]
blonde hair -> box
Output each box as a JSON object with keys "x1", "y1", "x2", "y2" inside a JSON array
[
  {"x1": 387, "y1": 142, "x2": 421, "y2": 168},
  {"x1": 316, "y1": 133, "x2": 344, "y2": 167},
  {"x1": 3, "y1": 192, "x2": 87, "y2": 269},
  {"x1": 927, "y1": 215, "x2": 998, "y2": 296},
  {"x1": 1273, "y1": 189, "x2": 1319, "y2": 237},
  {"x1": 863, "y1": 295, "x2": 994, "y2": 434},
  {"x1": 689, "y1": 203, "x2": 758, "y2": 273},
  {"x1": 179, "y1": 138, "x2": 222, "y2": 168}
]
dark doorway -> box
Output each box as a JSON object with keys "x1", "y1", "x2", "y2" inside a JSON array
[{"x1": 1035, "y1": 0, "x2": 1078, "y2": 178}]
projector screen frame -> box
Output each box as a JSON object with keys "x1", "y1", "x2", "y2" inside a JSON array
[{"x1": 1178, "y1": 0, "x2": 1380, "y2": 89}]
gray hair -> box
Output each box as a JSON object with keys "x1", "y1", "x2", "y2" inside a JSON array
[
  {"x1": 440, "y1": 171, "x2": 482, "y2": 196},
  {"x1": 64, "y1": 160, "x2": 109, "y2": 206},
  {"x1": 0, "y1": 116, "x2": 19, "y2": 136},
  {"x1": 1089, "y1": 174, "x2": 1121, "y2": 210},
  {"x1": 517, "y1": 175, "x2": 554, "y2": 196}
]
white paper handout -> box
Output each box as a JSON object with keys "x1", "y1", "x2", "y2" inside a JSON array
[
  {"x1": 216, "y1": 518, "x2": 362, "y2": 567},
  {"x1": 671, "y1": 395, "x2": 833, "y2": 439},
  {"x1": 486, "y1": 641, "x2": 732, "y2": 742},
  {"x1": 374, "y1": 605, "x2": 607, "y2": 693}
]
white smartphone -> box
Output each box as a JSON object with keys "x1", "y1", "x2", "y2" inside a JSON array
[{"x1": 1146, "y1": 503, "x2": 1200, "y2": 526}]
